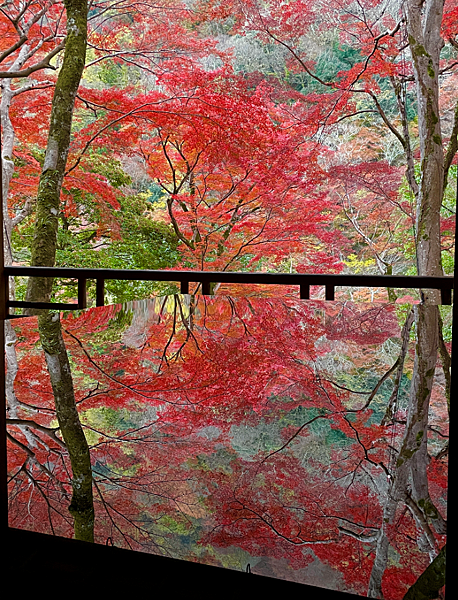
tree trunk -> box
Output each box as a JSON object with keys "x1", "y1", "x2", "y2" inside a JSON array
[
  {"x1": 368, "y1": 304, "x2": 445, "y2": 597},
  {"x1": 406, "y1": 0, "x2": 444, "y2": 285},
  {"x1": 21, "y1": 0, "x2": 93, "y2": 542},
  {"x1": 25, "y1": 0, "x2": 87, "y2": 305},
  {"x1": 368, "y1": 1, "x2": 448, "y2": 596}
]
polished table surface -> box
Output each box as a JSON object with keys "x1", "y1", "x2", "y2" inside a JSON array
[{"x1": 6, "y1": 295, "x2": 449, "y2": 598}]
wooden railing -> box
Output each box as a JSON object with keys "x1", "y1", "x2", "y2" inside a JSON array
[{"x1": 1, "y1": 265, "x2": 454, "y2": 317}]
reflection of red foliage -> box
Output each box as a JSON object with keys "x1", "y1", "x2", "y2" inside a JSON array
[
  {"x1": 324, "y1": 303, "x2": 400, "y2": 345},
  {"x1": 7, "y1": 297, "x2": 448, "y2": 596}
]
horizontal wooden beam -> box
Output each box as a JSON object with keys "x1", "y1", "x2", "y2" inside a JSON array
[
  {"x1": 8, "y1": 301, "x2": 78, "y2": 310},
  {"x1": 4, "y1": 266, "x2": 454, "y2": 290}
]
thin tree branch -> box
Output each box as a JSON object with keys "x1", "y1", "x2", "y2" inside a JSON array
[{"x1": 0, "y1": 40, "x2": 65, "y2": 78}]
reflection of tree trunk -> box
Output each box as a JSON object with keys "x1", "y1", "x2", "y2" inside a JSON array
[
  {"x1": 382, "y1": 309, "x2": 414, "y2": 425},
  {"x1": 403, "y1": 544, "x2": 446, "y2": 600},
  {"x1": 368, "y1": 305, "x2": 445, "y2": 598},
  {"x1": 4, "y1": 320, "x2": 41, "y2": 450},
  {"x1": 368, "y1": 2, "x2": 449, "y2": 596},
  {"x1": 437, "y1": 313, "x2": 451, "y2": 413},
  {"x1": 38, "y1": 311, "x2": 94, "y2": 543},
  {"x1": 402, "y1": 306, "x2": 445, "y2": 536}
]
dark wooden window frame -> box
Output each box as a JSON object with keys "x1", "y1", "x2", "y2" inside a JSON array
[{"x1": 0, "y1": 265, "x2": 454, "y2": 315}]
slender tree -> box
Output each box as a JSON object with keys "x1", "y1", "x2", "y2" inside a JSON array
[
  {"x1": 21, "y1": 0, "x2": 94, "y2": 541},
  {"x1": 369, "y1": 2, "x2": 450, "y2": 595},
  {"x1": 25, "y1": 0, "x2": 87, "y2": 305}
]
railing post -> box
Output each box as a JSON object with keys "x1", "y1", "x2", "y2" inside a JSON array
[
  {"x1": 180, "y1": 280, "x2": 189, "y2": 294},
  {"x1": 202, "y1": 281, "x2": 211, "y2": 295},
  {"x1": 441, "y1": 287, "x2": 452, "y2": 305},
  {"x1": 78, "y1": 278, "x2": 87, "y2": 309},
  {"x1": 0, "y1": 273, "x2": 8, "y2": 320},
  {"x1": 96, "y1": 278, "x2": 105, "y2": 307},
  {"x1": 325, "y1": 285, "x2": 335, "y2": 301},
  {"x1": 300, "y1": 284, "x2": 310, "y2": 300}
]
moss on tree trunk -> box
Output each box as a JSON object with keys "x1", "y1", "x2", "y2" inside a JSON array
[
  {"x1": 26, "y1": 0, "x2": 87, "y2": 304},
  {"x1": 369, "y1": 2, "x2": 448, "y2": 596},
  {"x1": 403, "y1": 545, "x2": 446, "y2": 600}
]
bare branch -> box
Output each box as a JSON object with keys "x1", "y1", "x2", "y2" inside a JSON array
[
  {"x1": 7, "y1": 418, "x2": 66, "y2": 448},
  {"x1": 11, "y1": 80, "x2": 54, "y2": 97},
  {"x1": 0, "y1": 34, "x2": 28, "y2": 64},
  {"x1": 444, "y1": 98, "x2": 458, "y2": 190},
  {"x1": 391, "y1": 76, "x2": 419, "y2": 198},
  {"x1": 11, "y1": 197, "x2": 34, "y2": 227},
  {"x1": 0, "y1": 40, "x2": 65, "y2": 78}
]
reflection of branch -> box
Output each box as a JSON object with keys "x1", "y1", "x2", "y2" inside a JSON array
[
  {"x1": 64, "y1": 328, "x2": 165, "y2": 401},
  {"x1": 7, "y1": 430, "x2": 69, "y2": 498},
  {"x1": 93, "y1": 475, "x2": 189, "y2": 556},
  {"x1": 338, "y1": 527, "x2": 379, "y2": 543},
  {"x1": 159, "y1": 296, "x2": 178, "y2": 366},
  {"x1": 382, "y1": 309, "x2": 415, "y2": 424},
  {"x1": 23, "y1": 467, "x2": 57, "y2": 536},
  {"x1": 437, "y1": 313, "x2": 451, "y2": 412},
  {"x1": 12, "y1": 393, "x2": 57, "y2": 412},
  {"x1": 319, "y1": 309, "x2": 414, "y2": 417},
  {"x1": 175, "y1": 295, "x2": 203, "y2": 357},
  {"x1": 321, "y1": 378, "x2": 372, "y2": 395},
  {"x1": 404, "y1": 493, "x2": 438, "y2": 555},
  {"x1": 11, "y1": 80, "x2": 54, "y2": 98},
  {"x1": 343, "y1": 415, "x2": 390, "y2": 476},
  {"x1": 65, "y1": 324, "x2": 199, "y2": 406},
  {"x1": 7, "y1": 418, "x2": 66, "y2": 448},
  {"x1": 0, "y1": 34, "x2": 27, "y2": 64},
  {"x1": 435, "y1": 441, "x2": 448, "y2": 460},
  {"x1": 349, "y1": 359, "x2": 400, "y2": 412},
  {"x1": 334, "y1": 109, "x2": 378, "y2": 123},
  {"x1": 6, "y1": 430, "x2": 34, "y2": 457},
  {"x1": 229, "y1": 497, "x2": 338, "y2": 546},
  {"x1": 260, "y1": 415, "x2": 329, "y2": 463},
  {"x1": 93, "y1": 478, "x2": 135, "y2": 550}
]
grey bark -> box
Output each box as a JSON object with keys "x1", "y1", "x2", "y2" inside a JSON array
[
  {"x1": 368, "y1": 1, "x2": 449, "y2": 596},
  {"x1": 405, "y1": 0, "x2": 444, "y2": 288}
]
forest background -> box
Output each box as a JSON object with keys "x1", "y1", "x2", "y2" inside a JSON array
[
  {"x1": 1, "y1": 0, "x2": 455, "y2": 302},
  {"x1": 1, "y1": 1, "x2": 456, "y2": 599}
]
